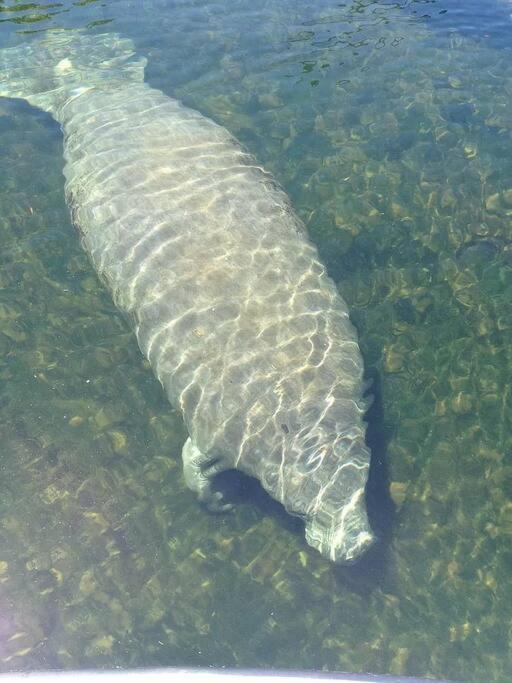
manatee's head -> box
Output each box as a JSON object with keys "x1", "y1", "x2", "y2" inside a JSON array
[
  {"x1": 267, "y1": 401, "x2": 374, "y2": 564},
  {"x1": 303, "y1": 484, "x2": 374, "y2": 564}
]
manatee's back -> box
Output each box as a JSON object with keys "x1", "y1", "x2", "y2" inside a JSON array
[
  {"x1": 58, "y1": 80, "x2": 368, "y2": 500},
  {"x1": 0, "y1": 30, "x2": 373, "y2": 558}
]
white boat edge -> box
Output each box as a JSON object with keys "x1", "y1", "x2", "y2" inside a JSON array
[{"x1": 0, "y1": 666, "x2": 462, "y2": 683}]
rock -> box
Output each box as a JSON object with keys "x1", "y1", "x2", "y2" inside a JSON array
[
  {"x1": 389, "y1": 482, "x2": 408, "y2": 508},
  {"x1": 485, "y1": 193, "x2": 501, "y2": 212}
]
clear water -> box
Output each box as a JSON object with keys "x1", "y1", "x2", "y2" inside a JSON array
[{"x1": 1, "y1": 0, "x2": 512, "y2": 680}]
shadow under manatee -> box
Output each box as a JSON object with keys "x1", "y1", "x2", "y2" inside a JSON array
[
  {"x1": 331, "y1": 368, "x2": 396, "y2": 593},
  {"x1": 213, "y1": 368, "x2": 395, "y2": 586},
  {"x1": 214, "y1": 468, "x2": 305, "y2": 538}
]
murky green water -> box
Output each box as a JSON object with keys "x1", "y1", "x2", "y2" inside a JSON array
[{"x1": 1, "y1": 0, "x2": 512, "y2": 680}]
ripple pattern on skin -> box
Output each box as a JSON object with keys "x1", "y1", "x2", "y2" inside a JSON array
[
  {"x1": 0, "y1": 31, "x2": 373, "y2": 562},
  {"x1": 64, "y1": 82, "x2": 372, "y2": 561}
]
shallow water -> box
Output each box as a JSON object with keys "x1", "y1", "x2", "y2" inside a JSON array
[{"x1": 1, "y1": 0, "x2": 512, "y2": 680}]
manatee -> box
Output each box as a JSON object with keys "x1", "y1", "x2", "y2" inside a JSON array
[{"x1": 0, "y1": 31, "x2": 374, "y2": 563}]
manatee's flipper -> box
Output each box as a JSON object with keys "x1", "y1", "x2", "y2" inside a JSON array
[{"x1": 181, "y1": 437, "x2": 233, "y2": 512}]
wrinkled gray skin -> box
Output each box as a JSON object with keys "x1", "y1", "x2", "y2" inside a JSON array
[{"x1": 0, "y1": 32, "x2": 374, "y2": 563}]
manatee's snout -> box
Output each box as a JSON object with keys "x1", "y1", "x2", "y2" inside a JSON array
[{"x1": 304, "y1": 489, "x2": 374, "y2": 564}]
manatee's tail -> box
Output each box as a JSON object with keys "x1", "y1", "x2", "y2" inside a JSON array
[{"x1": 0, "y1": 30, "x2": 146, "y2": 116}]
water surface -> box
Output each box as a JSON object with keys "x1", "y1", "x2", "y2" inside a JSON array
[{"x1": 1, "y1": 0, "x2": 512, "y2": 681}]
